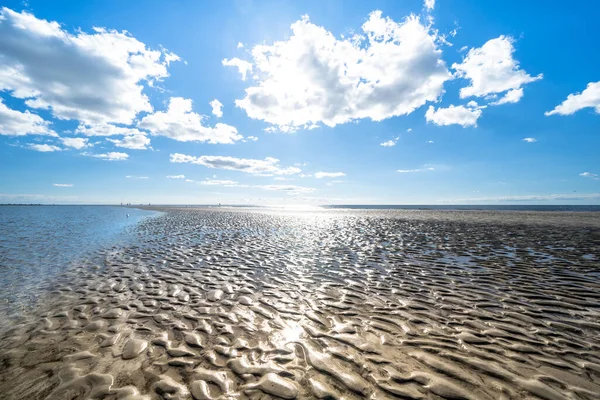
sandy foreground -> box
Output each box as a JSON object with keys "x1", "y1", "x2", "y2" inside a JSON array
[{"x1": 1, "y1": 208, "x2": 599, "y2": 400}]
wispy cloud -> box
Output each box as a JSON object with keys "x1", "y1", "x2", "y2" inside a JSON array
[
  {"x1": 166, "y1": 175, "x2": 185, "y2": 179},
  {"x1": 126, "y1": 175, "x2": 149, "y2": 179},
  {"x1": 315, "y1": 172, "x2": 346, "y2": 179},
  {"x1": 53, "y1": 183, "x2": 73, "y2": 187},
  {"x1": 443, "y1": 193, "x2": 600, "y2": 203},
  {"x1": 580, "y1": 172, "x2": 599, "y2": 180},
  {"x1": 397, "y1": 167, "x2": 435, "y2": 173},
  {"x1": 256, "y1": 185, "x2": 315, "y2": 194},
  {"x1": 522, "y1": 137, "x2": 537, "y2": 143},
  {"x1": 170, "y1": 154, "x2": 301, "y2": 176},
  {"x1": 29, "y1": 144, "x2": 62, "y2": 152},
  {"x1": 200, "y1": 179, "x2": 238, "y2": 185},
  {"x1": 89, "y1": 152, "x2": 129, "y2": 161}
]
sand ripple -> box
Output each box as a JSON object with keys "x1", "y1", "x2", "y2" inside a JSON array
[{"x1": 1, "y1": 208, "x2": 599, "y2": 399}]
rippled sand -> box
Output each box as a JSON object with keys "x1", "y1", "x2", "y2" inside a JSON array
[{"x1": 1, "y1": 208, "x2": 600, "y2": 400}]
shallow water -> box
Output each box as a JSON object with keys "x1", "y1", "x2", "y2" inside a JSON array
[
  {"x1": 1, "y1": 208, "x2": 599, "y2": 400},
  {"x1": 0, "y1": 205, "x2": 160, "y2": 315}
]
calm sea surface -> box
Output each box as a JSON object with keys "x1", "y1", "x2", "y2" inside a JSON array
[{"x1": 0, "y1": 205, "x2": 160, "y2": 313}]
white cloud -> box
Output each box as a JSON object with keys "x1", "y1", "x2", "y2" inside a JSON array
[
  {"x1": 425, "y1": 103, "x2": 482, "y2": 127},
  {"x1": 257, "y1": 184, "x2": 315, "y2": 194},
  {"x1": 0, "y1": 99, "x2": 55, "y2": 136},
  {"x1": 444, "y1": 193, "x2": 600, "y2": 203},
  {"x1": 246, "y1": 136, "x2": 258, "y2": 141},
  {"x1": 424, "y1": 0, "x2": 435, "y2": 11},
  {"x1": 210, "y1": 99, "x2": 223, "y2": 118},
  {"x1": 125, "y1": 175, "x2": 148, "y2": 179},
  {"x1": 380, "y1": 136, "x2": 400, "y2": 147},
  {"x1": 228, "y1": 11, "x2": 451, "y2": 131},
  {"x1": 545, "y1": 81, "x2": 600, "y2": 116},
  {"x1": 522, "y1": 137, "x2": 537, "y2": 143},
  {"x1": 60, "y1": 137, "x2": 89, "y2": 149},
  {"x1": 92, "y1": 152, "x2": 129, "y2": 161},
  {"x1": 299, "y1": 173, "x2": 313, "y2": 178},
  {"x1": 200, "y1": 179, "x2": 238, "y2": 185},
  {"x1": 315, "y1": 172, "x2": 346, "y2": 179},
  {"x1": 170, "y1": 154, "x2": 301, "y2": 175},
  {"x1": 237, "y1": 42, "x2": 245, "y2": 49},
  {"x1": 53, "y1": 183, "x2": 73, "y2": 187},
  {"x1": 490, "y1": 88, "x2": 523, "y2": 105},
  {"x1": 29, "y1": 143, "x2": 61, "y2": 152},
  {"x1": 397, "y1": 167, "x2": 434, "y2": 173},
  {"x1": 427, "y1": 140, "x2": 434, "y2": 144},
  {"x1": 453, "y1": 36, "x2": 542, "y2": 100},
  {"x1": 222, "y1": 57, "x2": 253, "y2": 80},
  {"x1": 75, "y1": 123, "x2": 146, "y2": 137},
  {"x1": 0, "y1": 7, "x2": 178, "y2": 125},
  {"x1": 580, "y1": 172, "x2": 599, "y2": 180},
  {"x1": 139, "y1": 97, "x2": 242, "y2": 143},
  {"x1": 108, "y1": 134, "x2": 150, "y2": 149},
  {"x1": 166, "y1": 175, "x2": 185, "y2": 179}
]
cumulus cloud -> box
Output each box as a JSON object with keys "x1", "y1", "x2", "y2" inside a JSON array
[
  {"x1": 453, "y1": 36, "x2": 542, "y2": 101},
  {"x1": 53, "y1": 183, "x2": 73, "y2": 187},
  {"x1": 92, "y1": 152, "x2": 129, "y2": 161},
  {"x1": 545, "y1": 81, "x2": 600, "y2": 116},
  {"x1": 0, "y1": 99, "x2": 55, "y2": 136},
  {"x1": 108, "y1": 134, "x2": 150, "y2": 150},
  {"x1": 315, "y1": 172, "x2": 346, "y2": 179},
  {"x1": 76, "y1": 123, "x2": 146, "y2": 137},
  {"x1": 380, "y1": 136, "x2": 400, "y2": 147},
  {"x1": 397, "y1": 167, "x2": 434, "y2": 173},
  {"x1": 139, "y1": 97, "x2": 242, "y2": 143},
  {"x1": 222, "y1": 57, "x2": 253, "y2": 80},
  {"x1": 522, "y1": 137, "x2": 537, "y2": 143},
  {"x1": 170, "y1": 153, "x2": 301, "y2": 175},
  {"x1": 424, "y1": 0, "x2": 435, "y2": 11},
  {"x1": 490, "y1": 88, "x2": 524, "y2": 105},
  {"x1": 246, "y1": 136, "x2": 258, "y2": 141},
  {"x1": 425, "y1": 103, "x2": 482, "y2": 127},
  {"x1": 29, "y1": 143, "x2": 61, "y2": 152},
  {"x1": 226, "y1": 11, "x2": 451, "y2": 132},
  {"x1": 210, "y1": 99, "x2": 223, "y2": 118},
  {"x1": 580, "y1": 172, "x2": 599, "y2": 180},
  {"x1": 0, "y1": 7, "x2": 178, "y2": 125},
  {"x1": 237, "y1": 42, "x2": 245, "y2": 49},
  {"x1": 60, "y1": 137, "x2": 89, "y2": 149}
]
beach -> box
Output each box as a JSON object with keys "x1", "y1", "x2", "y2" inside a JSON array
[{"x1": 1, "y1": 207, "x2": 600, "y2": 400}]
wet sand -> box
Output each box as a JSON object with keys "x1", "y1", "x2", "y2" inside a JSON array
[{"x1": 1, "y1": 207, "x2": 600, "y2": 400}]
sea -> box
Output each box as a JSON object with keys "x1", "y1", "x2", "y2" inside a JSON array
[{"x1": 0, "y1": 205, "x2": 160, "y2": 314}]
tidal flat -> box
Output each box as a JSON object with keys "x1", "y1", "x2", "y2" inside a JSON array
[{"x1": 1, "y1": 207, "x2": 600, "y2": 400}]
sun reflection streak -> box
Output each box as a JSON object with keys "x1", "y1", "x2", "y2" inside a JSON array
[{"x1": 271, "y1": 321, "x2": 305, "y2": 346}]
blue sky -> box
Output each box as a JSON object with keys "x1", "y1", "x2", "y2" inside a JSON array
[{"x1": 1, "y1": 0, "x2": 599, "y2": 205}]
